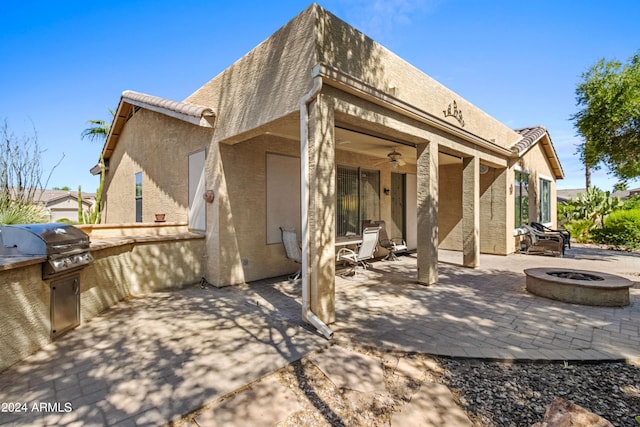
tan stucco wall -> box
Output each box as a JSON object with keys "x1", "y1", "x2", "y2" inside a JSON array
[
  {"x1": 100, "y1": 3, "x2": 563, "y2": 288},
  {"x1": 185, "y1": 6, "x2": 318, "y2": 144},
  {"x1": 206, "y1": 133, "x2": 305, "y2": 285},
  {"x1": 439, "y1": 163, "x2": 463, "y2": 250},
  {"x1": 480, "y1": 167, "x2": 510, "y2": 254},
  {"x1": 0, "y1": 235, "x2": 203, "y2": 372},
  {"x1": 509, "y1": 140, "x2": 559, "y2": 252},
  {"x1": 0, "y1": 264, "x2": 50, "y2": 371},
  {"x1": 317, "y1": 6, "x2": 520, "y2": 150},
  {"x1": 186, "y1": 5, "x2": 520, "y2": 151},
  {"x1": 103, "y1": 109, "x2": 212, "y2": 224}
]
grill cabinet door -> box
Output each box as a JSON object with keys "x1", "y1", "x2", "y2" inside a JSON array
[{"x1": 50, "y1": 275, "x2": 80, "y2": 338}]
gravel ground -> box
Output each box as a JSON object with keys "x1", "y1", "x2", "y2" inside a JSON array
[{"x1": 438, "y1": 357, "x2": 640, "y2": 427}]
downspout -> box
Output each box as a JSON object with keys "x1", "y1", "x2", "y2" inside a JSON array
[{"x1": 300, "y1": 68, "x2": 334, "y2": 340}]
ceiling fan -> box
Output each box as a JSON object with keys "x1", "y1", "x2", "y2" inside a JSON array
[{"x1": 385, "y1": 148, "x2": 406, "y2": 169}]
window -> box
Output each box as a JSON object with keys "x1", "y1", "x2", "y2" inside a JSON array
[
  {"x1": 514, "y1": 171, "x2": 529, "y2": 228},
  {"x1": 336, "y1": 166, "x2": 380, "y2": 235},
  {"x1": 135, "y1": 172, "x2": 142, "y2": 222},
  {"x1": 539, "y1": 179, "x2": 551, "y2": 224}
]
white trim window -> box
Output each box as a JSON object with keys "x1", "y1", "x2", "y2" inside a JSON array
[
  {"x1": 539, "y1": 178, "x2": 551, "y2": 224},
  {"x1": 135, "y1": 172, "x2": 142, "y2": 222},
  {"x1": 514, "y1": 171, "x2": 529, "y2": 228}
]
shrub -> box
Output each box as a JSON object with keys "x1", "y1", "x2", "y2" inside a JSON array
[
  {"x1": 0, "y1": 197, "x2": 48, "y2": 224},
  {"x1": 593, "y1": 209, "x2": 640, "y2": 249},
  {"x1": 564, "y1": 219, "x2": 596, "y2": 243},
  {"x1": 622, "y1": 195, "x2": 640, "y2": 210}
]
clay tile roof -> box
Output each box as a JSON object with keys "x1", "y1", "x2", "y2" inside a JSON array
[
  {"x1": 512, "y1": 126, "x2": 565, "y2": 179},
  {"x1": 512, "y1": 126, "x2": 548, "y2": 154},
  {"x1": 97, "y1": 91, "x2": 217, "y2": 167},
  {"x1": 121, "y1": 90, "x2": 215, "y2": 125}
]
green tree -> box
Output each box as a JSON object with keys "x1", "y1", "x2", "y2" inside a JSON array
[
  {"x1": 571, "y1": 51, "x2": 640, "y2": 181},
  {"x1": 79, "y1": 109, "x2": 113, "y2": 224},
  {"x1": 80, "y1": 109, "x2": 114, "y2": 142}
]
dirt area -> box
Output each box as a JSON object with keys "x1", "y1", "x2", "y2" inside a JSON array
[{"x1": 171, "y1": 344, "x2": 640, "y2": 426}]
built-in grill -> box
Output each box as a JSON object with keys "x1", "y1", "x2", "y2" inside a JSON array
[{"x1": 1, "y1": 223, "x2": 94, "y2": 279}]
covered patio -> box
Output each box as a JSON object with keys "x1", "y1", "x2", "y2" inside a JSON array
[{"x1": 0, "y1": 247, "x2": 637, "y2": 426}]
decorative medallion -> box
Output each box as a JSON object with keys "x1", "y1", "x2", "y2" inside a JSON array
[{"x1": 443, "y1": 100, "x2": 465, "y2": 127}]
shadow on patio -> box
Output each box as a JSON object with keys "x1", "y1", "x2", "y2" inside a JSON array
[{"x1": 0, "y1": 247, "x2": 637, "y2": 426}]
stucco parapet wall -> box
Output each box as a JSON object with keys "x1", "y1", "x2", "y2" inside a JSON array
[
  {"x1": 121, "y1": 90, "x2": 216, "y2": 127},
  {"x1": 89, "y1": 232, "x2": 204, "y2": 252},
  {"x1": 316, "y1": 64, "x2": 513, "y2": 159},
  {"x1": 77, "y1": 222, "x2": 192, "y2": 238}
]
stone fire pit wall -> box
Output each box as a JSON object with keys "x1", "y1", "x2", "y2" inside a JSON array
[
  {"x1": 524, "y1": 268, "x2": 632, "y2": 307},
  {"x1": 0, "y1": 223, "x2": 204, "y2": 372}
]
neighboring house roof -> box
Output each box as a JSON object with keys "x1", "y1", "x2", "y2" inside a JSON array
[
  {"x1": 36, "y1": 189, "x2": 95, "y2": 206},
  {"x1": 512, "y1": 126, "x2": 564, "y2": 179},
  {"x1": 557, "y1": 188, "x2": 586, "y2": 202},
  {"x1": 97, "y1": 90, "x2": 216, "y2": 168},
  {"x1": 612, "y1": 187, "x2": 640, "y2": 199},
  {"x1": 3, "y1": 188, "x2": 95, "y2": 206}
]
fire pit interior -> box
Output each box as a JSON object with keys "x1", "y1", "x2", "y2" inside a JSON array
[
  {"x1": 546, "y1": 271, "x2": 604, "y2": 281},
  {"x1": 525, "y1": 268, "x2": 632, "y2": 307}
]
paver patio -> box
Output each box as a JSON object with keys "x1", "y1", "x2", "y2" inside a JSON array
[{"x1": 0, "y1": 246, "x2": 637, "y2": 426}]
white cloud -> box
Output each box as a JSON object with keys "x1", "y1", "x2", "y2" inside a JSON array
[{"x1": 338, "y1": 0, "x2": 440, "y2": 42}]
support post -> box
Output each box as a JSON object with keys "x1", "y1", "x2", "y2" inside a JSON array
[
  {"x1": 416, "y1": 141, "x2": 438, "y2": 285},
  {"x1": 462, "y1": 156, "x2": 480, "y2": 267},
  {"x1": 305, "y1": 93, "x2": 336, "y2": 324}
]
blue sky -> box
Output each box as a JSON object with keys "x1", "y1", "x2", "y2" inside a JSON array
[{"x1": 1, "y1": 0, "x2": 639, "y2": 193}]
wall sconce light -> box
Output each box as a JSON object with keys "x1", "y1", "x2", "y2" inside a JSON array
[
  {"x1": 384, "y1": 188, "x2": 390, "y2": 195},
  {"x1": 203, "y1": 190, "x2": 215, "y2": 203}
]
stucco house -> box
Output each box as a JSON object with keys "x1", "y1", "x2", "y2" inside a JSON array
[
  {"x1": 36, "y1": 189, "x2": 96, "y2": 222},
  {"x1": 95, "y1": 4, "x2": 563, "y2": 335}
]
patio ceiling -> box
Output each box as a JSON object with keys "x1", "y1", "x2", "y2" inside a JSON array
[
  {"x1": 335, "y1": 127, "x2": 462, "y2": 166},
  {"x1": 260, "y1": 120, "x2": 462, "y2": 166}
]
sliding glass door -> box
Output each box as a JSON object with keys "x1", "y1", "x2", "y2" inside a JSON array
[{"x1": 336, "y1": 166, "x2": 380, "y2": 235}]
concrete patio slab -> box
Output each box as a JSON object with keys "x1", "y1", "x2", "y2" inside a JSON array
[
  {"x1": 193, "y1": 375, "x2": 302, "y2": 427},
  {"x1": 307, "y1": 345, "x2": 385, "y2": 393},
  {"x1": 390, "y1": 381, "x2": 473, "y2": 427}
]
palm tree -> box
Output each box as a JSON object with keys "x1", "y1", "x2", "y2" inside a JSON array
[
  {"x1": 78, "y1": 108, "x2": 114, "y2": 224},
  {"x1": 81, "y1": 108, "x2": 114, "y2": 142}
]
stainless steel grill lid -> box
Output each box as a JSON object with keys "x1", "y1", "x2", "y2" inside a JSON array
[
  {"x1": 1, "y1": 223, "x2": 89, "y2": 255},
  {"x1": 1, "y1": 223, "x2": 93, "y2": 278}
]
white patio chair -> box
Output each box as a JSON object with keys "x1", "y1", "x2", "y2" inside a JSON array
[
  {"x1": 280, "y1": 227, "x2": 302, "y2": 282},
  {"x1": 336, "y1": 226, "x2": 380, "y2": 276}
]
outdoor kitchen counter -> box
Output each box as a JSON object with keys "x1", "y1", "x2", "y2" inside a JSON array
[
  {"x1": 0, "y1": 232, "x2": 204, "y2": 272},
  {"x1": 88, "y1": 231, "x2": 205, "y2": 250},
  {"x1": 0, "y1": 254, "x2": 47, "y2": 271}
]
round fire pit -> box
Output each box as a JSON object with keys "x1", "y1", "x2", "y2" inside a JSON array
[{"x1": 524, "y1": 268, "x2": 633, "y2": 307}]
